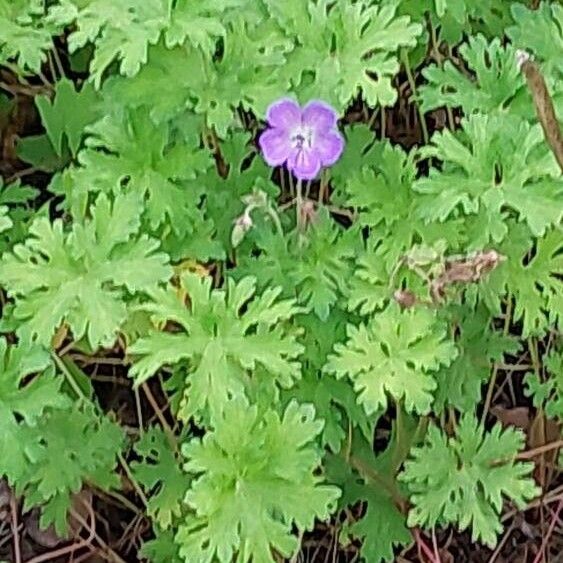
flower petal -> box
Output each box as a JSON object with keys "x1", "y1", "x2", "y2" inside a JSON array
[
  {"x1": 266, "y1": 98, "x2": 301, "y2": 130},
  {"x1": 287, "y1": 148, "x2": 321, "y2": 180},
  {"x1": 315, "y1": 130, "x2": 345, "y2": 166},
  {"x1": 302, "y1": 100, "x2": 339, "y2": 133},
  {"x1": 259, "y1": 128, "x2": 292, "y2": 166}
]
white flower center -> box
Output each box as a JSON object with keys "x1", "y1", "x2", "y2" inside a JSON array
[{"x1": 291, "y1": 126, "x2": 314, "y2": 150}]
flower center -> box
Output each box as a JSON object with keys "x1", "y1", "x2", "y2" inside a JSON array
[{"x1": 291, "y1": 126, "x2": 313, "y2": 150}]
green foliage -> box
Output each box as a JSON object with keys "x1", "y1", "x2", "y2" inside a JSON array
[
  {"x1": 195, "y1": 131, "x2": 279, "y2": 251},
  {"x1": 177, "y1": 398, "x2": 340, "y2": 563},
  {"x1": 0, "y1": 180, "x2": 38, "y2": 253},
  {"x1": 20, "y1": 403, "x2": 123, "y2": 534},
  {"x1": 141, "y1": 527, "x2": 183, "y2": 563},
  {"x1": 325, "y1": 304, "x2": 458, "y2": 416},
  {"x1": 0, "y1": 206, "x2": 12, "y2": 233},
  {"x1": 481, "y1": 224, "x2": 563, "y2": 336},
  {"x1": 418, "y1": 35, "x2": 523, "y2": 115},
  {"x1": 414, "y1": 114, "x2": 563, "y2": 245},
  {"x1": 129, "y1": 273, "x2": 303, "y2": 422},
  {"x1": 270, "y1": 0, "x2": 422, "y2": 109},
  {"x1": 0, "y1": 0, "x2": 59, "y2": 72},
  {"x1": 508, "y1": 2, "x2": 563, "y2": 73},
  {"x1": 35, "y1": 78, "x2": 102, "y2": 157},
  {"x1": 59, "y1": 109, "x2": 212, "y2": 226},
  {"x1": 0, "y1": 337, "x2": 67, "y2": 483},
  {"x1": 400, "y1": 415, "x2": 539, "y2": 547},
  {"x1": 47, "y1": 0, "x2": 170, "y2": 87},
  {"x1": 0, "y1": 337, "x2": 122, "y2": 534},
  {"x1": 133, "y1": 427, "x2": 190, "y2": 529},
  {"x1": 433, "y1": 304, "x2": 520, "y2": 413},
  {"x1": 0, "y1": 1, "x2": 561, "y2": 559},
  {"x1": 525, "y1": 351, "x2": 563, "y2": 420},
  {"x1": 237, "y1": 210, "x2": 359, "y2": 320},
  {"x1": 0, "y1": 191, "x2": 172, "y2": 348}
]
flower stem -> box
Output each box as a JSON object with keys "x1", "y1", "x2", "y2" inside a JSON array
[
  {"x1": 318, "y1": 170, "x2": 327, "y2": 203},
  {"x1": 288, "y1": 171, "x2": 295, "y2": 198},
  {"x1": 295, "y1": 178, "x2": 303, "y2": 232}
]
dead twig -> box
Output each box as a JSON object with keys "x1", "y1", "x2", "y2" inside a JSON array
[
  {"x1": 517, "y1": 50, "x2": 563, "y2": 173},
  {"x1": 532, "y1": 499, "x2": 562, "y2": 563}
]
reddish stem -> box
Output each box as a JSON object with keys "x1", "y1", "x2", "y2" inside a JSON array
[
  {"x1": 412, "y1": 528, "x2": 439, "y2": 563},
  {"x1": 532, "y1": 499, "x2": 562, "y2": 563}
]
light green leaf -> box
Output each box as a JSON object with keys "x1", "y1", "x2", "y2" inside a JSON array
[{"x1": 325, "y1": 304, "x2": 457, "y2": 415}]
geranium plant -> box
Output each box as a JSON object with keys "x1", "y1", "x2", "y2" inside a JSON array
[{"x1": 0, "y1": 1, "x2": 560, "y2": 562}]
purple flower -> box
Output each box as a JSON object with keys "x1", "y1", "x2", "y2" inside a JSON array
[{"x1": 259, "y1": 98, "x2": 344, "y2": 180}]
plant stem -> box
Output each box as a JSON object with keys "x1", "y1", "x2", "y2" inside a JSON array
[
  {"x1": 118, "y1": 453, "x2": 149, "y2": 508},
  {"x1": 266, "y1": 205, "x2": 284, "y2": 236},
  {"x1": 51, "y1": 46, "x2": 66, "y2": 78},
  {"x1": 428, "y1": 20, "x2": 455, "y2": 130},
  {"x1": 10, "y1": 497, "x2": 21, "y2": 563},
  {"x1": 347, "y1": 454, "x2": 407, "y2": 512},
  {"x1": 481, "y1": 296, "x2": 512, "y2": 425},
  {"x1": 402, "y1": 49, "x2": 429, "y2": 144},
  {"x1": 52, "y1": 352, "x2": 88, "y2": 402},
  {"x1": 288, "y1": 171, "x2": 295, "y2": 198},
  {"x1": 367, "y1": 107, "x2": 380, "y2": 130},
  {"x1": 141, "y1": 382, "x2": 178, "y2": 453},
  {"x1": 318, "y1": 170, "x2": 327, "y2": 203},
  {"x1": 295, "y1": 178, "x2": 303, "y2": 231}
]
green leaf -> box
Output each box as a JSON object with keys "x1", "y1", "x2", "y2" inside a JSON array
[
  {"x1": 141, "y1": 527, "x2": 183, "y2": 563},
  {"x1": 17, "y1": 134, "x2": 68, "y2": 172},
  {"x1": 0, "y1": 0, "x2": 59, "y2": 72},
  {"x1": 48, "y1": 0, "x2": 170, "y2": 87},
  {"x1": 197, "y1": 131, "x2": 279, "y2": 250},
  {"x1": 271, "y1": 0, "x2": 421, "y2": 109},
  {"x1": 434, "y1": 304, "x2": 520, "y2": 413},
  {"x1": 325, "y1": 304, "x2": 457, "y2": 416},
  {"x1": 0, "y1": 206, "x2": 12, "y2": 234},
  {"x1": 0, "y1": 337, "x2": 68, "y2": 484},
  {"x1": 481, "y1": 224, "x2": 563, "y2": 336},
  {"x1": 284, "y1": 369, "x2": 373, "y2": 454},
  {"x1": 0, "y1": 180, "x2": 38, "y2": 254},
  {"x1": 129, "y1": 273, "x2": 303, "y2": 422},
  {"x1": 166, "y1": 0, "x2": 247, "y2": 55},
  {"x1": 508, "y1": 2, "x2": 563, "y2": 75},
  {"x1": 400, "y1": 415, "x2": 539, "y2": 548},
  {"x1": 237, "y1": 210, "x2": 358, "y2": 320},
  {"x1": 525, "y1": 351, "x2": 563, "y2": 420},
  {"x1": 0, "y1": 191, "x2": 172, "y2": 348},
  {"x1": 192, "y1": 17, "x2": 292, "y2": 135},
  {"x1": 35, "y1": 78, "x2": 102, "y2": 156},
  {"x1": 100, "y1": 44, "x2": 205, "y2": 123},
  {"x1": 418, "y1": 35, "x2": 524, "y2": 115},
  {"x1": 62, "y1": 109, "x2": 212, "y2": 229},
  {"x1": 399, "y1": 0, "x2": 512, "y2": 43},
  {"x1": 176, "y1": 398, "x2": 340, "y2": 563},
  {"x1": 20, "y1": 404, "x2": 123, "y2": 535},
  {"x1": 133, "y1": 427, "x2": 191, "y2": 529},
  {"x1": 414, "y1": 113, "x2": 563, "y2": 245}
]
